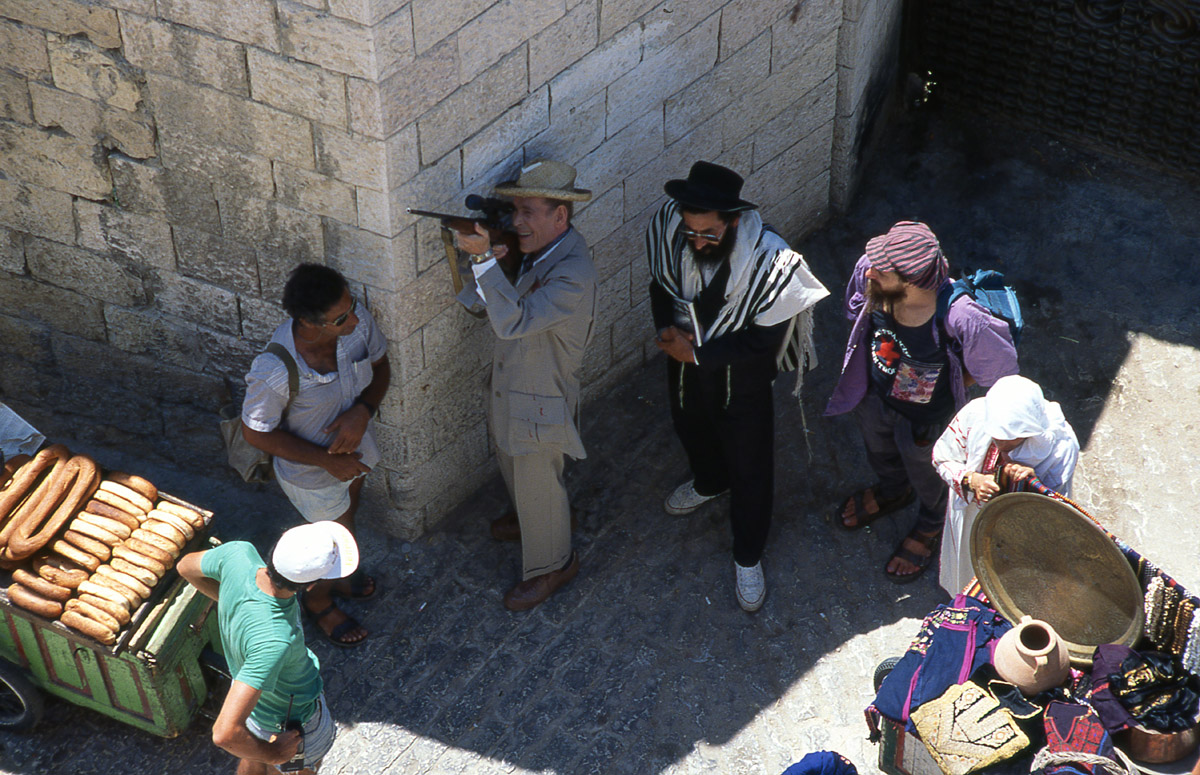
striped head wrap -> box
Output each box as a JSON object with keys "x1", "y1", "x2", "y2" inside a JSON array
[{"x1": 865, "y1": 221, "x2": 948, "y2": 290}]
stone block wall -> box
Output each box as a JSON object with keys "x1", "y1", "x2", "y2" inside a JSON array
[{"x1": 0, "y1": 0, "x2": 901, "y2": 539}]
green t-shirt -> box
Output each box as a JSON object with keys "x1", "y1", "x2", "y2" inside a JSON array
[{"x1": 201, "y1": 542, "x2": 322, "y2": 730}]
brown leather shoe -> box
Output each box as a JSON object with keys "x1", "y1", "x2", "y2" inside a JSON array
[
  {"x1": 503, "y1": 552, "x2": 579, "y2": 611},
  {"x1": 490, "y1": 510, "x2": 521, "y2": 541},
  {"x1": 489, "y1": 509, "x2": 580, "y2": 542}
]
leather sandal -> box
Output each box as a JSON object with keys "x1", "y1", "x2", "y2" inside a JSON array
[
  {"x1": 885, "y1": 528, "x2": 941, "y2": 585},
  {"x1": 302, "y1": 594, "x2": 366, "y2": 647},
  {"x1": 835, "y1": 484, "x2": 915, "y2": 531}
]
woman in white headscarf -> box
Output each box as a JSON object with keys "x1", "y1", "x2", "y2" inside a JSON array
[{"x1": 933, "y1": 375, "x2": 1080, "y2": 594}]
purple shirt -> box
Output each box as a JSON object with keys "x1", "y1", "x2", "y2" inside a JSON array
[{"x1": 825, "y1": 255, "x2": 1018, "y2": 416}]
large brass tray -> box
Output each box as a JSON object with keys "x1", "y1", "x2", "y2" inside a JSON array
[{"x1": 970, "y1": 492, "x2": 1143, "y2": 666}]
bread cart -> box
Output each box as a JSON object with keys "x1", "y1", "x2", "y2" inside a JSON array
[{"x1": 0, "y1": 501, "x2": 224, "y2": 737}]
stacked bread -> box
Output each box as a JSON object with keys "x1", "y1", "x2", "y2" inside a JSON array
[
  {"x1": 0, "y1": 445, "x2": 99, "y2": 567},
  {"x1": 2, "y1": 461, "x2": 206, "y2": 645}
]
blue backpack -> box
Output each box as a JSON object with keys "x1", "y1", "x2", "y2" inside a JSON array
[{"x1": 936, "y1": 269, "x2": 1023, "y2": 346}]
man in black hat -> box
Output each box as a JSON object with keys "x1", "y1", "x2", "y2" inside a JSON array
[{"x1": 646, "y1": 161, "x2": 829, "y2": 611}]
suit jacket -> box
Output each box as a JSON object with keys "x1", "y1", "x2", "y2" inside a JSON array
[{"x1": 460, "y1": 227, "x2": 597, "y2": 459}]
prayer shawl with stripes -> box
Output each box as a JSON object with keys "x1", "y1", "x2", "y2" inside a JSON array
[{"x1": 646, "y1": 200, "x2": 829, "y2": 394}]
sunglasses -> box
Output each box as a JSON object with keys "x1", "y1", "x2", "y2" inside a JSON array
[
  {"x1": 324, "y1": 297, "x2": 357, "y2": 327},
  {"x1": 677, "y1": 226, "x2": 723, "y2": 244}
]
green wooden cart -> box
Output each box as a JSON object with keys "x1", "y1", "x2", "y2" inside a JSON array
[{"x1": 0, "y1": 510, "x2": 223, "y2": 737}]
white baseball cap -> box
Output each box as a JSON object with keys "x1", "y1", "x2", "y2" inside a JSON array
[{"x1": 271, "y1": 522, "x2": 359, "y2": 584}]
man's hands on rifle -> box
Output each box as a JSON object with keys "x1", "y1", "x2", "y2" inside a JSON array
[
  {"x1": 455, "y1": 223, "x2": 509, "y2": 262},
  {"x1": 656, "y1": 326, "x2": 696, "y2": 364}
]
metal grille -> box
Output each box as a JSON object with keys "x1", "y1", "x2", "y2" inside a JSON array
[{"x1": 910, "y1": 0, "x2": 1200, "y2": 176}]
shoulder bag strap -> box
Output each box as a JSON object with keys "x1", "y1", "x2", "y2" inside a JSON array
[{"x1": 264, "y1": 342, "x2": 299, "y2": 419}]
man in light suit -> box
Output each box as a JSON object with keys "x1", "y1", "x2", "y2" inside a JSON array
[{"x1": 455, "y1": 160, "x2": 597, "y2": 611}]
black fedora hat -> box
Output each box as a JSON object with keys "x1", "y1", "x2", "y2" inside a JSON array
[{"x1": 663, "y1": 161, "x2": 757, "y2": 213}]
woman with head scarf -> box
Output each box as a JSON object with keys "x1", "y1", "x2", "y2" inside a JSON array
[{"x1": 933, "y1": 375, "x2": 1080, "y2": 594}]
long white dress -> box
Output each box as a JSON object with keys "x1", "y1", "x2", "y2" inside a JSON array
[{"x1": 933, "y1": 376, "x2": 1080, "y2": 595}]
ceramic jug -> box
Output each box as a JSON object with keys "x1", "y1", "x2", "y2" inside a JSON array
[{"x1": 993, "y1": 616, "x2": 1070, "y2": 695}]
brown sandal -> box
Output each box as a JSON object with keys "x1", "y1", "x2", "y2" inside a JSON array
[
  {"x1": 885, "y1": 528, "x2": 941, "y2": 585},
  {"x1": 835, "y1": 484, "x2": 915, "y2": 531}
]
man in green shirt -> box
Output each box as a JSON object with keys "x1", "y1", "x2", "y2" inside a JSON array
[{"x1": 178, "y1": 522, "x2": 358, "y2": 774}]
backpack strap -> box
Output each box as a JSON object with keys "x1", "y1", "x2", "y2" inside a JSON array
[{"x1": 264, "y1": 342, "x2": 299, "y2": 419}]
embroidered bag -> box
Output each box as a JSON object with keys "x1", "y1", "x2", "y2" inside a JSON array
[
  {"x1": 911, "y1": 680, "x2": 1032, "y2": 775},
  {"x1": 219, "y1": 343, "x2": 298, "y2": 483}
]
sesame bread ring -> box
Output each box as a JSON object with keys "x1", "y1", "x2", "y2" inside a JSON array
[
  {"x1": 131, "y1": 527, "x2": 182, "y2": 556},
  {"x1": 110, "y1": 556, "x2": 160, "y2": 586},
  {"x1": 52, "y1": 540, "x2": 102, "y2": 572},
  {"x1": 77, "y1": 579, "x2": 129, "y2": 609},
  {"x1": 104, "y1": 472, "x2": 157, "y2": 503},
  {"x1": 94, "y1": 565, "x2": 152, "y2": 600},
  {"x1": 75, "y1": 512, "x2": 133, "y2": 541},
  {"x1": 68, "y1": 518, "x2": 123, "y2": 547},
  {"x1": 8, "y1": 583, "x2": 64, "y2": 619},
  {"x1": 65, "y1": 598, "x2": 121, "y2": 633},
  {"x1": 98, "y1": 481, "x2": 154, "y2": 514},
  {"x1": 82, "y1": 501, "x2": 140, "y2": 530},
  {"x1": 87, "y1": 575, "x2": 141, "y2": 608},
  {"x1": 142, "y1": 520, "x2": 186, "y2": 549},
  {"x1": 78, "y1": 593, "x2": 132, "y2": 625},
  {"x1": 12, "y1": 568, "x2": 72, "y2": 602},
  {"x1": 64, "y1": 530, "x2": 113, "y2": 561},
  {"x1": 155, "y1": 501, "x2": 206, "y2": 529},
  {"x1": 111, "y1": 543, "x2": 169, "y2": 576},
  {"x1": 92, "y1": 488, "x2": 146, "y2": 518},
  {"x1": 60, "y1": 609, "x2": 116, "y2": 644},
  {"x1": 122, "y1": 537, "x2": 174, "y2": 566},
  {"x1": 34, "y1": 556, "x2": 88, "y2": 589},
  {"x1": 145, "y1": 509, "x2": 194, "y2": 541}
]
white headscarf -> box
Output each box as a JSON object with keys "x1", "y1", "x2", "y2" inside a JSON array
[{"x1": 965, "y1": 375, "x2": 1080, "y2": 493}]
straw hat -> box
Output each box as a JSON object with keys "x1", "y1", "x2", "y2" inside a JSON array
[{"x1": 494, "y1": 160, "x2": 592, "y2": 202}]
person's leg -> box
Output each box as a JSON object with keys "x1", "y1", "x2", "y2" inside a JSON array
[
  {"x1": 720, "y1": 380, "x2": 774, "y2": 568},
  {"x1": 668, "y1": 361, "x2": 729, "y2": 496},
  {"x1": 511, "y1": 448, "x2": 572, "y2": 580},
  {"x1": 885, "y1": 414, "x2": 950, "y2": 578},
  {"x1": 301, "y1": 478, "x2": 368, "y2": 644},
  {"x1": 235, "y1": 759, "x2": 267, "y2": 775},
  {"x1": 841, "y1": 393, "x2": 913, "y2": 526}
]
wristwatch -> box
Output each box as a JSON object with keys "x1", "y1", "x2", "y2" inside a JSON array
[{"x1": 470, "y1": 248, "x2": 494, "y2": 265}]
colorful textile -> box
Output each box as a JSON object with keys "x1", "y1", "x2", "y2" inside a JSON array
[
  {"x1": 870, "y1": 595, "x2": 1013, "y2": 735},
  {"x1": 911, "y1": 680, "x2": 1031, "y2": 775},
  {"x1": 1090, "y1": 644, "x2": 1200, "y2": 733},
  {"x1": 1042, "y1": 701, "x2": 1118, "y2": 775},
  {"x1": 865, "y1": 221, "x2": 949, "y2": 290},
  {"x1": 781, "y1": 751, "x2": 858, "y2": 775}
]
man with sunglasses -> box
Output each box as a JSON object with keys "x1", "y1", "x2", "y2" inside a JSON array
[
  {"x1": 646, "y1": 161, "x2": 828, "y2": 611},
  {"x1": 241, "y1": 264, "x2": 390, "y2": 646}
]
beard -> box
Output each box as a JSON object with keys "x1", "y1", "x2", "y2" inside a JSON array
[
  {"x1": 866, "y1": 278, "x2": 906, "y2": 307},
  {"x1": 692, "y1": 225, "x2": 737, "y2": 272}
]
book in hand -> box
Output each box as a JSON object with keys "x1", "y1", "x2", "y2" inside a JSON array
[{"x1": 671, "y1": 298, "x2": 704, "y2": 342}]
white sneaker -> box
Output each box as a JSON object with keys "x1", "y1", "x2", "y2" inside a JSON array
[
  {"x1": 663, "y1": 480, "x2": 726, "y2": 516},
  {"x1": 735, "y1": 561, "x2": 766, "y2": 612}
]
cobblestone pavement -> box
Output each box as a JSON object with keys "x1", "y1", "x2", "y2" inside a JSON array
[{"x1": 2, "y1": 109, "x2": 1198, "y2": 774}]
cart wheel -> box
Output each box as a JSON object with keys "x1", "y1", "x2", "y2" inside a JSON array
[
  {"x1": 873, "y1": 656, "x2": 903, "y2": 692},
  {"x1": 0, "y1": 659, "x2": 42, "y2": 730}
]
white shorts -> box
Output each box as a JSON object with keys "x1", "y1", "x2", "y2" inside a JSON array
[
  {"x1": 277, "y1": 477, "x2": 352, "y2": 523},
  {"x1": 245, "y1": 694, "x2": 336, "y2": 771}
]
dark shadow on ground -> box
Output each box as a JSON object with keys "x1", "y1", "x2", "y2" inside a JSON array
[{"x1": 2, "y1": 105, "x2": 1198, "y2": 774}]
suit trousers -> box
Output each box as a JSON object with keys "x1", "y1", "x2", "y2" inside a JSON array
[
  {"x1": 496, "y1": 446, "x2": 573, "y2": 580},
  {"x1": 668, "y1": 359, "x2": 774, "y2": 567},
  {"x1": 853, "y1": 391, "x2": 949, "y2": 535}
]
